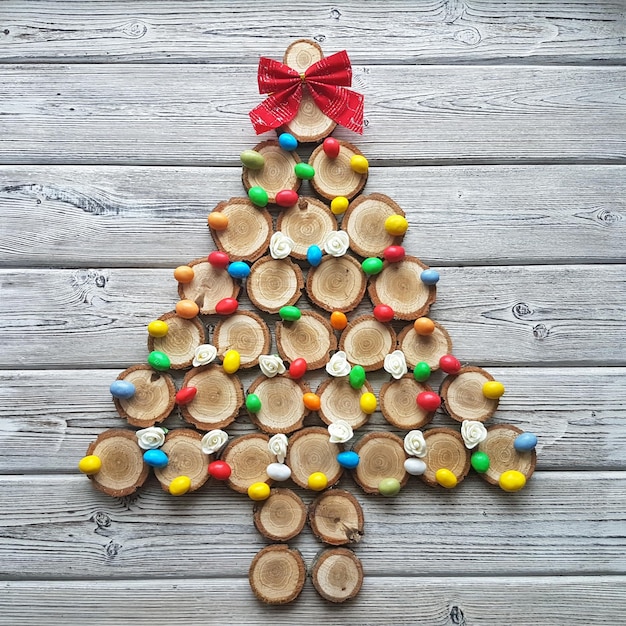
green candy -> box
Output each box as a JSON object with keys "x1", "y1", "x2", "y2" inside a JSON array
[
  {"x1": 349, "y1": 365, "x2": 366, "y2": 390},
  {"x1": 279, "y1": 306, "x2": 301, "y2": 322},
  {"x1": 378, "y1": 477, "x2": 401, "y2": 497},
  {"x1": 245, "y1": 393, "x2": 262, "y2": 413},
  {"x1": 248, "y1": 186, "x2": 269, "y2": 207},
  {"x1": 240, "y1": 150, "x2": 265, "y2": 170},
  {"x1": 294, "y1": 163, "x2": 315, "y2": 180},
  {"x1": 361, "y1": 257, "x2": 384, "y2": 276},
  {"x1": 471, "y1": 451, "x2": 490, "y2": 473},
  {"x1": 148, "y1": 351, "x2": 170, "y2": 371},
  {"x1": 413, "y1": 361, "x2": 431, "y2": 382}
]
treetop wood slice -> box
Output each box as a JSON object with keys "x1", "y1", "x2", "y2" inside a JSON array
[
  {"x1": 178, "y1": 258, "x2": 240, "y2": 315},
  {"x1": 311, "y1": 548, "x2": 364, "y2": 603},
  {"x1": 249, "y1": 544, "x2": 307, "y2": 605},
  {"x1": 309, "y1": 489, "x2": 365, "y2": 546},
  {"x1": 253, "y1": 488, "x2": 307, "y2": 542},
  {"x1": 420, "y1": 428, "x2": 471, "y2": 488},
  {"x1": 309, "y1": 140, "x2": 368, "y2": 200},
  {"x1": 213, "y1": 310, "x2": 270, "y2": 368},
  {"x1": 397, "y1": 321, "x2": 453, "y2": 371},
  {"x1": 440, "y1": 366, "x2": 499, "y2": 423},
  {"x1": 379, "y1": 375, "x2": 435, "y2": 430},
  {"x1": 352, "y1": 432, "x2": 408, "y2": 495},
  {"x1": 147, "y1": 311, "x2": 205, "y2": 370},
  {"x1": 222, "y1": 433, "x2": 272, "y2": 493},
  {"x1": 246, "y1": 256, "x2": 304, "y2": 314},
  {"x1": 154, "y1": 429, "x2": 210, "y2": 493},
  {"x1": 316, "y1": 376, "x2": 373, "y2": 430},
  {"x1": 339, "y1": 315, "x2": 397, "y2": 372}
]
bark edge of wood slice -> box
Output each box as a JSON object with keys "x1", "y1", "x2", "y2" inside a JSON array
[
  {"x1": 311, "y1": 547, "x2": 364, "y2": 604},
  {"x1": 309, "y1": 489, "x2": 365, "y2": 546},
  {"x1": 213, "y1": 310, "x2": 271, "y2": 368},
  {"x1": 247, "y1": 256, "x2": 304, "y2": 314},
  {"x1": 253, "y1": 488, "x2": 307, "y2": 542},
  {"x1": 339, "y1": 315, "x2": 397, "y2": 372},
  {"x1": 379, "y1": 375, "x2": 435, "y2": 430},
  {"x1": 147, "y1": 311, "x2": 206, "y2": 370},
  {"x1": 440, "y1": 366, "x2": 499, "y2": 423},
  {"x1": 249, "y1": 544, "x2": 307, "y2": 605},
  {"x1": 309, "y1": 140, "x2": 368, "y2": 200},
  {"x1": 316, "y1": 376, "x2": 373, "y2": 430},
  {"x1": 397, "y1": 320, "x2": 453, "y2": 371},
  {"x1": 420, "y1": 427, "x2": 471, "y2": 488},
  {"x1": 222, "y1": 433, "x2": 272, "y2": 493},
  {"x1": 352, "y1": 431, "x2": 408, "y2": 495},
  {"x1": 154, "y1": 429, "x2": 210, "y2": 493},
  {"x1": 178, "y1": 258, "x2": 240, "y2": 315},
  {"x1": 286, "y1": 426, "x2": 343, "y2": 489}
]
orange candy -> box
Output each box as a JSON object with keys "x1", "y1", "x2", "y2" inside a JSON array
[
  {"x1": 413, "y1": 317, "x2": 435, "y2": 335},
  {"x1": 207, "y1": 212, "x2": 229, "y2": 231},
  {"x1": 302, "y1": 392, "x2": 321, "y2": 411},
  {"x1": 330, "y1": 311, "x2": 348, "y2": 330},
  {"x1": 173, "y1": 265, "x2": 194, "y2": 284},
  {"x1": 176, "y1": 299, "x2": 200, "y2": 319}
]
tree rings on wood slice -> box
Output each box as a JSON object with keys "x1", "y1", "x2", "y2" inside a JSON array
[
  {"x1": 247, "y1": 256, "x2": 304, "y2": 314},
  {"x1": 477, "y1": 424, "x2": 537, "y2": 486},
  {"x1": 178, "y1": 258, "x2": 240, "y2": 315},
  {"x1": 317, "y1": 376, "x2": 373, "y2": 430},
  {"x1": 379, "y1": 375, "x2": 435, "y2": 430},
  {"x1": 440, "y1": 366, "x2": 499, "y2": 423},
  {"x1": 213, "y1": 310, "x2": 270, "y2": 368},
  {"x1": 247, "y1": 375, "x2": 310, "y2": 434},
  {"x1": 209, "y1": 198, "x2": 273, "y2": 262},
  {"x1": 154, "y1": 429, "x2": 210, "y2": 493},
  {"x1": 307, "y1": 255, "x2": 366, "y2": 313},
  {"x1": 352, "y1": 432, "x2": 408, "y2": 494},
  {"x1": 286, "y1": 427, "x2": 343, "y2": 489},
  {"x1": 276, "y1": 197, "x2": 337, "y2": 260},
  {"x1": 368, "y1": 256, "x2": 436, "y2": 320},
  {"x1": 253, "y1": 488, "x2": 307, "y2": 542},
  {"x1": 342, "y1": 193, "x2": 405, "y2": 258},
  {"x1": 249, "y1": 544, "x2": 306, "y2": 605},
  {"x1": 242, "y1": 140, "x2": 301, "y2": 204},
  {"x1": 339, "y1": 315, "x2": 397, "y2": 372},
  {"x1": 86, "y1": 429, "x2": 149, "y2": 497},
  {"x1": 147, "y1": 311, "x2": 205, "y2": 370},
  {"x1": 309, "y1": 140, "x2": 368, "y2": 200},
  {"x1": 113, "y1": 365, "x2": 175, "y2": 428},
  {"x1": 311, "y1": 548, "x2": 364, "y2": 603},
  {"x1": 420, "y1": 428, "x2": 470, "y2": 488},
  {"x1": 180, "y1": 365, "x2": 244, "y2": 430},
  {"x1": 222, "y1": 433, "x2": 272, "y2": 493},
  {"x1": 397, "y1": 321, "x2": 452, "y2": 371},
  {"x1": 309, "y1": 489, "x2": 364, "y2": 546},
  {"x1": 276, "y1": 311, "x2": 337, "y2": 370}
]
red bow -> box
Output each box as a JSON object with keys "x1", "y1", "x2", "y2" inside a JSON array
[{"x1": 249, "y1": 50, "x2": 364, "y2": 135}]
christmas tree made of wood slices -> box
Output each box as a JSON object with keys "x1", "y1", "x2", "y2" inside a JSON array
[{"x1": 78, "y1": 40, "x2": 539, "y2": 605}]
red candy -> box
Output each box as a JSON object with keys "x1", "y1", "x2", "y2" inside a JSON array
[
  {"x1": 208, "y1": 460, "x2": 232, "y2": 480},
  {"x1": 439, "y1": 354, "x2": 462, "y2": 375},
  {"x1": 417, "y1": 391, "x2": 441, "y2": 412},
  {"x1": 383, "y1": 245, "x2": 406, "y2": 263},
  {"x1": 208, "y1": 251, "x2": 229, "y2": 269},
  {"x1": 175, "y1": 387, "x2": 197, "y2": 405},
  {"x1": 215, "y1": 297, "x2": 239, "y2": 315},
  {"x1": 289, "y1": 358, "x2": 308, "y2": 379},
  {"x1": 275, "y1": 189, "x2": 299, "y2": 207},
  {"x1": 323, "y1": 137, "x2": 340, "y2": 159},
  {"x1": 373, "y1": 304, "x2": 394, "y2": 323}
]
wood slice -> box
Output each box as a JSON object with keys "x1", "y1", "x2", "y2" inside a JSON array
[
  {"x1": 249, "y1": 544, "x2": 306, "y2": 605},
  {"x1": 420, "y1": 428, "x2": 471, "y2": 488},
  {"x1": 242, "y1": 140, "x2": 301, "y2": 204},
  {"x1": 309, "y1": 141, "x2": 368, "y2": 200},
  {"x1": 379, "y1": 375, "x2": 435, "y2": 430},
  {"x1": 342, "y1": 193, "x2": 406, "y2": 258},
  {"x1": 180, "y1": 365, "x2": 244, "y2": 430},
  {"x1": 286, "y1": 427, "x2": 343, "y2": 489},
  {"x1": 147, "y1": 311, "x2": 205, "y2": 370},
  {"x1": 306, "y1": 254, "x2": 367, "y2": 313},
  {"x1": 397, "y1": 321, "x2": 453, "y2": 371},
  {"x1": 309, "y1": 489, "x2": 364, "y2": 546},
  {"x1": 209, "y1": 198, "x2": 273, "y2": 262},
  {"x1": 368, "y1": 256, "x2": 436, "y2": 320},
  {"x1": 477, "y1": 424, "x2": 537, "y2": 486},
  {"x1": 178, "y1": 257, "x2": 240, "y2": 315},
  {"x1": 247, "y1": 375, "x2": 310, "y2": 434},
  {"x1": 440, "y1": 366, "x2": 499, "y2": 423},
  {"x1": 213, "y1": 310, "x2": 270, "y2": 368},
  {"x1": 113, "y1": 365, "x2": 176, "y2": 428},
  {"x1": 275, "y1": 310, "x2": 337, "y2": 370},
  {"x1": 352, "y1": 432, "x2": 408, "y2": 494},
  {"x1": 316, "y1": 376, "x2": 373, "y2": 430},
  {"x1": 253, "y1": 488, "x2": 307, "y2": 542},
  {"x1": 222, "y1": 433, "x2": 272, "y2": 493},
  {"x1": 86, "y1": 429, "x2": 149, "y2": 498},
  {"x1": 154, "y1": 429, "x2": 210, "y2": 493},
  {"x1": 311, "y1": 548, "x2": 364, "y2": 603},
  {"x1": 276, "y1": 197, "x2": 337, "y2": 260},
  {"x1": 246, "y1": 256, "x2": 304, "y2": 314},
  {"x1": 339, "y1": 315, "x2": 397, "y2": 372}
]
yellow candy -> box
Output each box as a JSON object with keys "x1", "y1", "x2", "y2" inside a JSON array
[
  {"x1": 308, "y1": 472, "x2": 328, "y2": 491},
  {"x1": 147, "y1": 320, "x2": 169, "y2": 338},
  {"x1": 384, "y1": 215, "x2": 409, "y2": 236},
  {"x1": 330, "y1": 196, "x2": 349, "y2": 215},
  {"x1": 169, "y1": 475, "x2": 192, "y2": 496},
  {"x1": 359, "y1": 392, "x2": 377, "y2": 414},
  {"x1": 222, "y1": 349, "x2": 241, "y2": 374},
  {"x1": 248, "y1": 482, "x2": 271, "y2": 501},
  {"x1": 499, "y1": 470, "x2": 526, "y2": 492},
  {"x1": 435, "y1": 468, "x2": 458, "y2": 489},
  {"x1": 350, "y1": 155, "x2": 369, "y2": 174},
  {"x1": 483, "y1": 381, "x2": 505, "y2": 399},
  {"x1": 78, "y1": 455, "x2": 101, "y2": 475}
]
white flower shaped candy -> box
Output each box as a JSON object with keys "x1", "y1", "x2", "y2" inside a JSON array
[
  {"x1": 384, "y1": 350, "x2": 408, "y2": 379},
  {"x1": 268, "y1": 434, "x2": 288, "y2": 464},
  {"x1": 269, "y1": 231, "x2": 294, "y2": 259},
  {"x1": 201, "y1": 429, "x2": 229, "y2": 455},
  {"x1": 404, "y1": 430, "x2": 427, "y2": 458},
  {"x1": 193, "y1": 344, "x2": 217, "y2": 367},
  {"x1": 328, "y1": 420, "x2": 354, "y2": 444},
  {"x1": 136, "y1": 426, "x2": 167, "y2": 450},
  {"x1": 259, "y1": 354, "x2": 286, "y2": 378},
  {"x1": 461, "y1": 420, "x2": 488, "y2": 449},
  {"x1": 323, "y1": 230, "x2": 350, "y2": 257},
  {"x1": 326, "y1": 351, "x2": 352, "y2": 377}
]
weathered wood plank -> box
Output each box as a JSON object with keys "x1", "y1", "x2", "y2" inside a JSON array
[
  {"x1": 1, "y1": 164, "x2": 624, "y2": 267},
  {"x1": 1, "y1": 65, "x2": 625, "y2": 165}
]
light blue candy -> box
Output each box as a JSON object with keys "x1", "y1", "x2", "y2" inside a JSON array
[
  {"x1": 337, "y1": 451, "x2": 360, "y2": 469},
  {"x1": 278, "y1": 132, "x2": 298, "y2": 151},
  {"x1": 420, "y1": 269, "x2": 440, "y2": 286},
  {"x1": 227, "y1": 261, "x2": 251, "y2": 279},
  {"x1": 143, "y1": 449, "x2": 169, "y2": 468},
  {"x1": 307, "y1": 245, "x2": 323, "y2": 267},
  {"x1": 109, "y1": 380, "x2": 136, "y2": 400},
  {"x1": 514, "y1": 432, "x2": 538, "y2": 452}
]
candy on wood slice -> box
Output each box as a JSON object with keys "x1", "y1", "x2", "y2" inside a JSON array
[
  {"x1": 213, "y1": 310, "x2": 270, "y2": 368},
  {"x1": 397, "y1": 321, "x2": 452, "y2": 370},
  {"x1": 154, "y1": 429, "x2": 210, "y2": 493},
  {"x1": 316, "y1": 376, "x2": 373, "y2": 430},
  {"x1": 113, "y1": 365, "x2": 176, "y2": 428},
  {"x1": 352, "y1": 432, "x2": 408, "y2": 494},
  {"x1": 339, "y1": 315, "x2": 397, "y2": 372},
  {"x1": 178, "y1": 258, "x2": 240, "y2": 315},
  {"x1": 309, "y1": 489, "x2": 364, "y2": 546},
  {"x1": 246, "y1": 256, "x2": 304, "y2": 314},
  {"x1": 311, "y1": 548, "x2": 364, "y2": 603},
  {"x1": 420, "y1": 428, "x2": 471, "y2": 488},
  {"x1": 379, "y1": 375, "x2": 436, "y2": 430},
  {"x1": 209, "y1": 198, "x2": 273, "y2": 262},
  {"x1": 222, "y1": 433, "x2": 272, "y2": 493},
  {"x1": 307, "y1": 254, "x2": 367, "y2": 314},
  {"x1": 147, "y1": 311, "x2": 205, "y2": 370},
  {"x1": 249, "y1": 544, "x2": 307, "y2": 605},
  {"x1": 440, "y1": 366, "x2": 499, "y2": 423},
  {"x1": 309, "y1": 140, "x2": 368, "y2": 200},
  {"x1": 86, "y1": 429, "x2": 149, "y2": 497},
  {"x1": 253, "y1": 488, "x2": 307, "y2": 542},
  {"x1": 368, "y1": 256, "x2": 436, "y2": 320}
]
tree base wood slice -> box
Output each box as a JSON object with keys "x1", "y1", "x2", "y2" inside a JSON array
[
  {"x1": 275, "y1": 311, "x2": 337, "y2": 370},
  {"x1": 309, "y1": 141, "x2": 368, "y2": 200},
  {"x1": 352, "y1": 432, "x2": 408, "y2": 494},
  {"x1": 478, "y1": 424, "x2": 537, "y2": 486},
  {"x1": 222, "y1": 433, "x2": 272, "y2": 493},
  {"x1": 147, "y1": 311, "x2": 205, "y2": 370},
  {"x1": 286, "y1": 427, "x2": 344, "y2": 490},
  {"x1": 86, "y1": 429, "x2": 149, "y2": 498},
  {"x1": 397, "y1": 321, "x2": 452, "y2": 371},
  {"x1": 178, "y1": 258, "x2": 240, "y2": 315},
  {"x1": 420, "y1": 428, "x2": 471, "y2": 488},
  {"x1": 316, "y1": 376, "x2": 373, "y2": 430},
  {"x1": 242, "y1": 140, "x2": 301, "y2": 204},
  {"x1": 247, "y1": 375, "x2": 310, "y2": 434},
  {"x1": 209, "y1": 198, "x2": 273, "y2": 262},
  {"x1": 213, "y1": 311, "x2": 270, "y2": 368},
  {"x1": 180, "y1": 365, "x2": 244, "y2": 430},
  {"x1": 309, "y1": 489, "x2": 364, "y2": 546},
  {"x1": 276, "y1": 197, "x2": 337, "y2": 259},
  {"x1": 440, "y1": 366, "x2": 499, "y2": 423},
  {"x1": 249, "y1": 544, "x2": 307, "y2": 605},
  {"x1": 154, "y1": 429, "x2": 210, "y2": 493},
  {"x1": 311, "y1": 548, "x2": 364, "y2": 603},
  {"x1": 367, "y1": 256, "x2": 436, "y2": 320},
  {"x1": 339, "y1": 315, "x2": 397, "y2": 372},
  {"x1": 379, "y1": 375, "x2": 435, "y2": 430},
  {"x1": 246, "y1": 256, "x2": 304, "y2": 314},
  {"x1": 342, "y1": 193, "x2": 406, "y2": 258},
  {"x1": 306, "y1": 255, "x2": 367, "y2": 313},
  {"x1": 253, "y1": 488, "x2": 307, "y2": 542},
  {"x1": 113, "y1": 365, "x2": 176, "y2": 428}
]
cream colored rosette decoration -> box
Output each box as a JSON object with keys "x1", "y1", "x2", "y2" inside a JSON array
[
  {"x1": 193, "y1": 344, "x2": 218, "y2": 367},
  {"x1": 326, "y1": 351, "x2": 351, "y2": 377},
  {"x1": 384, "y1": 350, "x2": 408, "y2": 379},
  {"x1": 404, "y1": 430, "x2": 427, "y2": 458},
  {"x1": 201, "y1": 429, "x2": 229, "y2": 455},
  {"x1": 461, "y1": 420, "x2": 488, "y2": 449},
  {"x1": 323, "y1": 230, "x2": 350, "y2": 257},
  {"x1": 268, "y1": 433, "x2": 289, "y2": 464},
  {"x1": 136, "y1": 426, "x2": 167, "y2": 450},
  {"x1": 259, "y1": 354, "x2": 286, "y2": 378},
  {"x1": 269, "y1": 231, "x2": 294, "y2": 259},
  {"x1": 328, "y1": 420, "x2": 354, "y2": 444}
]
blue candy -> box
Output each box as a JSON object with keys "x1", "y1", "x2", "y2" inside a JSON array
[
  {"x1": 278, "y1": 132, "x2": 298, "y2": 151},
  {"x1": 306, "y1": 245, "x2": 323, "y2": 267},
  {"x1": 420, "y1": 269, "x2": 440, "y2": 286},
  {"x1": 514, "y1": 432, "x2": 538, "y2": 452},
  {"x1": 227, "y1": 261, "x2": 251, "y2": 279},
  {"x1": 109, "y1": 380, "x2": 136, "y2": 400},
  {"x1": 337, "y1": 451, "x2": 360, "y2": 469},
  {"x1": 143, "y1": 449, "x2": 169, "y2": 468}
]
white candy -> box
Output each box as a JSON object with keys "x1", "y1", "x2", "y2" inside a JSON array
[
  {"x1": 404, "y1": 458, "x2": 427, "y2": 476},
  {"x1": 266, "y1": 462, "x2": 292, "y2": 482}
]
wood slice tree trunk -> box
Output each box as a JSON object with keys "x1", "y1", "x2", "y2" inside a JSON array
[
  {"x1": 309, "y1": 489, "x2": 364, "y2": 545},
  {"x1": 147, "y1": 312, "x2": 206, "y2": 370},
  {"x1": 306, "y1": 255, "x2": 367, "y2": 314},
  {"x1": 213, "y1": 310, "x2": 271, "y2": 369},
  {"x1": 248, "y1": 544, "x2": 307, "y2": 605},
  {"x1": 221, "y1": 433, "x2": 272, "y2": 493},
  {"x1": 247, "y1": 256, "x2": 304, "y2": 313},
  {"x1": 309, "y1": 140, "x2": 368, "y2": 200},
  {"x1": 311, "y1": 547, "x2": 364, "y2": 603},
  {"x1": 253, "y1": 488, "x2": 307, "y2": 542},
  {"x1": 397, "y1": 320, "x2": 453, "y2": 371},
  {"x1": 440, "y1": 366, "x2": 500, "y2": 422},
  {"x1": 352, "y1": 432, "x2": 408, "y2": 494}
]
